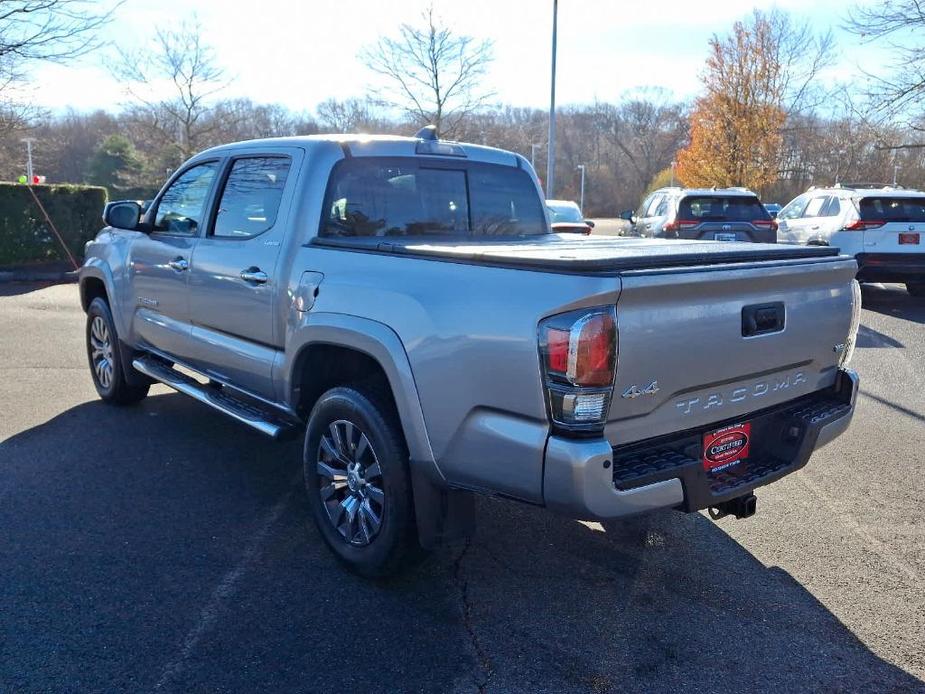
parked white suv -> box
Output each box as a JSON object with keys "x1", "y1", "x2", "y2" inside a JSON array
[{"x1": 777, "y1": 185, "x2": 925, "y2": 296}]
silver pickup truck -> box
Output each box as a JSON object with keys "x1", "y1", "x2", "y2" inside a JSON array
[{"x1": 79, "y1": 130, "x2": 861, "y2": 576}]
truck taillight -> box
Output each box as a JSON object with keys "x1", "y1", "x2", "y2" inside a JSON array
[{"x1": 539, "y1": 307, "x2": 617, "y2": 431}]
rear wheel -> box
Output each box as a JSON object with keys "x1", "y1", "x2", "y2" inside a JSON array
[
  {"x1": 303, "y1": 386, "x2": 421, "y2": 577},
  {"x1": 86, "y1": 297, "x2": 150, "y2": 404},
  {"x1": 906, "y1": 282, "x2": 925, "y2": 297}
]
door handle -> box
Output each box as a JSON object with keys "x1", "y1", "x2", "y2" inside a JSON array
[
  {"x1": 167, "y1": 257, "x2": 189, "y2": 272},
  {"x1": 811, "y1": 225, "x2": 820, "y2": 230},
  {"x1": 240, "y1": 268, "x2": 268, "y2": 284}
]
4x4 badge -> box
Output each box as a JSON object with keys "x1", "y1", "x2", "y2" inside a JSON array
[{"x1": 622, "y1": 381, "x2": 660, "y2": 399}]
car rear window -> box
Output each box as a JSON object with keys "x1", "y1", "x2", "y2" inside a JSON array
[
  {"x1": 320, "y1": 157, "x2": 548, "y2": 238},
  {"x1": 678, "y1": 195, "x2": 771, "y2": 221},
  {"x1": 547, "y1": 203, "x2": 583, "y2": 224},
  {"x1": 858, "y1": 197, "x2": 925, "y2": 222}
]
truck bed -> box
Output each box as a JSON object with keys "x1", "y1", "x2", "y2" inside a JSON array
[{"x1": 312, "y1": 235, "x2": 839, "y2": 274}]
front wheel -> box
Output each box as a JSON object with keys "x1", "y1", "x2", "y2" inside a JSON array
[
  {"x1": 303, "y1": 386, "x2": 422, "y2": 577},
  {"x1": 86, "y1": 297, "x2": 150, "y2": 404},
  {"x1": 906, "y1": 282, "x2": 925, "y2": 297}
]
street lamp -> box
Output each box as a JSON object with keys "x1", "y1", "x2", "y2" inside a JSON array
[
  {"x1": 576, "y1": 164, "x2": 586, "y2": 212},
  {"x1": 546, "y1": 0, "x2": 558, "y2": 197},
  {"x1": 21, "y1": 138, "x2": 35, "y2": 183},
  {"x1": 530, "y1": 143, "x2": 544, "y2": 170}
]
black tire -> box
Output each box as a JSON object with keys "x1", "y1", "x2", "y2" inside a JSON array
[
  {"x1": 303, "y1": 386, "x2": 421, "y2": 577},
  {"x1": 906, "y1": 282, "x2": 925, "y2": 297},
  {"x1": 85, "y1": 297, "x2": 150, "y2": 405}
]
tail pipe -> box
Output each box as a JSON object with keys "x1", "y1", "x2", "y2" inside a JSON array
[{"x1": 709, "y1": 493, "x2": 757, "y2": 520}]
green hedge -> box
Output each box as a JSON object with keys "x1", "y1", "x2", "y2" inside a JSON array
[{"x1": 0, "y1": 182, "x2": 108, "y2": 265}]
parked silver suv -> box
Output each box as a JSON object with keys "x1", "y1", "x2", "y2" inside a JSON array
[{"x1": 624, "y1": 187, "x2": 777, "y2": 243}]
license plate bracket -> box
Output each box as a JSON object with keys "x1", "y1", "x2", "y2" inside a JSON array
[
  {"x1": 714, "y1": 233, "x2": 737, "y2": 242},
  {"x1": 702, "y1": 422, "x2": 751, "y2": 472},
  {"x1": 899, "y1": 233, "x2": 920, "y2": 245}
]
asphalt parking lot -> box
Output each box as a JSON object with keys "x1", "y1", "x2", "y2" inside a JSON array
[{"x1": 1, "y1": 282, "x2": 923, "y2": 693}]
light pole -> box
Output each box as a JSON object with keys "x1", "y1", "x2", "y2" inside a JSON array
[
  {"x1": 893, "y1": 163, "x2": 899, "y2": 187},
  {"x1": 546, "y1": 0, "x2": 558, "y2": 198},
  {"x1": 670, "y1": 160, "x2": 676, "y2": 187},
  {"x1": 530, "y1": 143, "x2": 544, "y2": 170},
  {"x1": 577, "y1": 164, "x2": 586, "y2": 212},
  {"x1": 21, "y1": 138, "x2": 35, "y2": 183}
]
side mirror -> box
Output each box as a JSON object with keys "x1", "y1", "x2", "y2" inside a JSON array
[
  {"x1": 618, "y1": 209, "x2": 635, "y2": 222},
  {"x1": 103, "y1": 200, "x2": 144, "y2": 230},
  {"x1": 584, "y1": 219, "x2": 595, "y2": 229}
]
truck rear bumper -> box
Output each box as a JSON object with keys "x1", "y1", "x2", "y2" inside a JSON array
[{"x1": 543, "y1": 369, "x2": 858, "y2": 520}]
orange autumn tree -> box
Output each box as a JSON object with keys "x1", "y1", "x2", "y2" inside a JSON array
[{"x1": 677, "y1": 10, "x2": 831, "y2": 191}]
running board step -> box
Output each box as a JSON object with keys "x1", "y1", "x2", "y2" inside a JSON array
[{"x1": 132, "y1": 355, "x2": 300, "y2": 439}]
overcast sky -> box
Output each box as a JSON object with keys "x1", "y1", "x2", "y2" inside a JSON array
[{"x1": 29, "y1": 0, "x2": 891, "y2": 114}]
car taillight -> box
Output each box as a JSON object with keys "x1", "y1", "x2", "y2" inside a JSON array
[
  {"x1": 539, "y1": 307, "x2": 617, "y2": 431},
  {"x1": 752, "y1": 219, "x2": 778, "y2": 231},
  {"x1": 844, "y1": 219, "x2": 884, "y2": 231}
]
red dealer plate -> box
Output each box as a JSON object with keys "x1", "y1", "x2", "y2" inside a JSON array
[
  {"x1": 899, "y1": 233, "x2": 920, "y2": 245},
  {"x1": 702, "y1": 422, "x2": 751, "y2": 472}
]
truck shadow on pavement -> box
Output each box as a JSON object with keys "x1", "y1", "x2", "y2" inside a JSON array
[
  {"x1": 861, "y1": 283, "x2": 925, "y2": 325},
  {"x1": 1, "y1": 393, "x2": 921, "y2": 693}
]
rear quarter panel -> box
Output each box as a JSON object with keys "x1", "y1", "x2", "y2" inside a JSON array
[{"x1": 286, "y1": 244, "x2": 621, "y2": 502}]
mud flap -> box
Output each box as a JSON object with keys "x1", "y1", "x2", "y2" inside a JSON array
[
  {"x1": 118, "y1": 340, "x2": 154, "y2": 387},
  {"x1": 410, "y1": 464, "x2": 476, "y2": 549}
]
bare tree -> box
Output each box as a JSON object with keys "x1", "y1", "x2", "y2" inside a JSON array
[
  {"x1": 316, "y1": 97, "x2": 392, "y2": 134},
  {"x1": 360, "y1": 4, "x2": 494, "y2": 138},
  {"x1": 110, "y1": 17, "x2": 229, "y2": 164},
  {"x1": 0, "y1": 0, "x2": 116, "y2": 154},
  {"x1": 847, "y1": 0, "x2": 925, "y2": 143},
  {"x1": 0, "y1": 0, "x2": 116, "y2": 81}
]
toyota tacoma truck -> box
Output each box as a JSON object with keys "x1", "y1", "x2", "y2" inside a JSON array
[{"x1": 79, "y1": 129, "x2": 861, "y2": 576}]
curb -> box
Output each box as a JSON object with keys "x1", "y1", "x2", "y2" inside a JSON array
[{"x1": 0, "y1": 270, "x2": 78, "y2": 283}]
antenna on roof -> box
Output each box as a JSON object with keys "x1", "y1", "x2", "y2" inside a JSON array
[{"x1": 414, "y1": 125, "x2": 438, "y2": 141}]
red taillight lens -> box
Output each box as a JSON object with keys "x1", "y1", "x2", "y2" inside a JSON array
[
  {"x1": 677, "y1": 219, "x2": 698, "y2": 230},
  {"x1": 844, "y1": 219, "x2": 884, "y2": 231},
  {"x1": 752, "y1": 219, "x2": 778, "y2": 232},
  {"x1": 539, "y1": 307, "x2": 617, "y2": 430},
  {"x1": 546, "y1": 328, "x2": 569, "y2": 374},
  {"x1": 572, "y1": 313, "x2": 616, "y2": 386}
]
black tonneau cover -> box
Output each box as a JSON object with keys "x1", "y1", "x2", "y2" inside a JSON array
[{"x1": 312, "y1": 235, "x2": 841, "y2": 274}]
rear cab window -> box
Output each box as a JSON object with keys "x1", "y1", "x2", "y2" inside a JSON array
[
  {"x1": 678, "y1": 195, "x2": 771, "y2": 222},
  {"x1": 858, "y1": 196, "x2": 925, "y2": 222},
  {"x1": 320, "y1": 157, "x2": 547, "y2": 238}
]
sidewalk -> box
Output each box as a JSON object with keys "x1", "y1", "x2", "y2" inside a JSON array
[{"x1": 0, "y1": 261, "x2": 78, "y2": 283}]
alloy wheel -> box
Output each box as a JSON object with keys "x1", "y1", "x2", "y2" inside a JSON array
[
  {"x1": 316, "y1": 419, "x2": 385, "y2": 546},
  {"x1": 89, "y1": 315, "x2": 114, "y2": 390}
]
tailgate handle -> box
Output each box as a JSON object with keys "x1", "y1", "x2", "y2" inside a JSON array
[{"x1": 742, "y1": 302, "x2": 785, "y2": 337}]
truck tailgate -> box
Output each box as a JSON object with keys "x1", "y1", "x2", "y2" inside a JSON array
[{"x1": 606, "y1": 256, "x2": 858, "y2": 447}]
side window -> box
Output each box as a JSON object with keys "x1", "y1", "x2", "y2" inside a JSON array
[
  {"x1": 822, "y1": 196, "x2": 842, "y2": 217},
  {"x1": 638, "y1": 194, "x2": 654, "y2": 217},
  {"x1": 213, "y1": 157, "x2": 292, "y2": 238},
  {"x1": 154, "y1": 162, "x2": 219, "y2": 235},
  {"x1": 645, "y1": 194, "x2": 664, "y2": 217},
  {"x1": 654, "y1": 196, "x2": 670, "y2": 216},
  {"x1": 778, "y1": 194, "x2": 810, "y2": 220},
  {"x1": 802, "y1": 196, "x2": 830, "y2": 218}
]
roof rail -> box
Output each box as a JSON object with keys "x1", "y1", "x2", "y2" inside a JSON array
[{"x1": 834, "y1": 182, "x2": 897, "y2": 190}]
